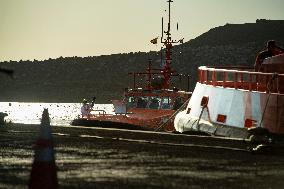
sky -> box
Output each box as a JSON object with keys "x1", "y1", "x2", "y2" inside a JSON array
[{"x1": 0, "y1": 0, "x2": 284, "y2": 61}]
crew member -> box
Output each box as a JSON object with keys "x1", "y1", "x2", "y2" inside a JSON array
[
  {"x1": 81, "y1": 99, "x2": 92, "y2": 117},
  {"x1": 91, "y1": 96, "x2": 96, "y2": 107},
  {"x1": 254, "y1": 40, "x2": 284, "y2": 71},
  {"x1": 0, "y1": 112, "x2": 8, "y2": 126}
]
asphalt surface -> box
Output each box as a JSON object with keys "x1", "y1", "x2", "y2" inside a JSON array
[{"x1": 1, "y1": 124, "x2": 284, "y2": 189}]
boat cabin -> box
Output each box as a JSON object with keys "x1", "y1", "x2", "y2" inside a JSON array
[{"x1": 125, "y1": 88, "x2": 190, "y2": 111}]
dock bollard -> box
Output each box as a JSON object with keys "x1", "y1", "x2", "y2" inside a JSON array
[{"x1": 29, "y1": 108, "x2": 58, "y2": 189}]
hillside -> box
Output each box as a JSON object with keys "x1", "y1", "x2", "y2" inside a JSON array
[{"x1": 1, "y1": 19, "x2": 284, "y2": 103}]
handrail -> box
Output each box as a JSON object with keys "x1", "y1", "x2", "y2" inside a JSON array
[
  {"x1": 198, "y1": 66, "x2": 284, "y2": 94},
  {"x1": 206, "y1": 65, "x2": 254, "y2": 70},
  {"x1": 91, "y1": 110, "x2": 107, "y2": 115}
]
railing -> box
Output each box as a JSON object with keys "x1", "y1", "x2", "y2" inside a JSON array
[
  {"x1": 198, "y1": 66, "x2": 284, "y2": 94},
  {"x1": 91, "y1": 110, "x2": 107, "y2": 115}
]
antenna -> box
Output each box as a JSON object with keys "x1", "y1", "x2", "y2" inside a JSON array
[
  {"x1": 167, "y1": 0, "x2": 172, "y2": 35},
  {"x1": 158, "y1": 0, "x2": 184, "y2": 89},
  {"x1": 161, "y1": 17, "x2": 164, "y2": 42}
]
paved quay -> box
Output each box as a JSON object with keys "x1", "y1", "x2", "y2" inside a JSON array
[{"x1": 1, "y1": 124, "x2": 284, "y2": 189}]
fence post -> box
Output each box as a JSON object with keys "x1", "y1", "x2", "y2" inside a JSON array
[
  {"x1": 223, "y1": 71, "x2": 226, "y2": 88},
  {"x1": 234, "y1": 71, "x2": 238, "y2": 89},
  {"x1": 206, "y1": 70, "x2": 209, "y2": 84},
  {"x1": 212, "y1": 70, "x2": 216, "y2": 86},
  {"x1": 249, "y1": 73, "x2": 252, "y2": 91},
  {"x1": 198, "y1": 69, "x2": 202, "y2": 83},
  {"x1": 256, "y1": 74, "x2": 259, "y2": 91},
  {"x1": 240, "y1": 72, "x2": 244, "y2": 89}
]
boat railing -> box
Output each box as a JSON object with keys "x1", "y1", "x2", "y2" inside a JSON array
[
  {"x1": 91, "y1": 109, "x2": 107, "y2": 115},
  {"x1": 198, "y1": 66, "x2": 284, "y2": 94}
]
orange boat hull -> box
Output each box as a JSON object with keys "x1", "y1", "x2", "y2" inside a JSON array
[{"x1": 72, "y1": 108, "x2": 176, "y2": 132}]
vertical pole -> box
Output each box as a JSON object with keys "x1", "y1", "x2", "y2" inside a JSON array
[
  {"x1": 163, "y1": 0, "x2": 173, "y2": 89},
  {"x1": 168, "y1": 0, "x2": 171, "y2": 34},
  {"x1": 187, "y1": 74, "x2": 190, "y2": 92},
  {"x1": 148, "y1": 59, "x2": 152, "y2": 90},
  {"x1": 212, "y1": 70, "x2": 216, "y2": 86},
  {"x1": 240, "y1": 72, "x2": 244, "y2": 89},
  {"x1": 277, "y1": 76, "x2": 279, "y2": 93},
  {"x1": 256, "y1": 74, "x2": 259, "y2": 91},
  {"x1": 179, "y1": 74, "x2": 182, "y2": 90},
  {"x1": 133, "y1": 74, "x2": 136, "y2": 89},
  {"x1": 249, "y1": 74, "x2": 252, "y2": 91},
  {"x1": 234, "y1": 72, "x2": 238, "y2": 89},
  {"x1": 223, "y1": 71, "x2": 226, "y2": 88},
  {"x1": 161, "y1": 17, "x2": 164, "y2": 42}
]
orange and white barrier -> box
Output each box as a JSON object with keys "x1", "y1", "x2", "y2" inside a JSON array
[
  {"x1": 175, "y1": 82, "x2": 284, "y2": 135},
  {"x1": 29, "y1": 108, "x2": 58, "y2": 189}
]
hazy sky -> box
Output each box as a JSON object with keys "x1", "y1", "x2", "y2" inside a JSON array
[{"x1": 0, "y1": 0, "x2": 284, "y2": 61}]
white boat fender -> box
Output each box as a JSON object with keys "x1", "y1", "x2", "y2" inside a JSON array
[
  {"x1": 248, "y1": 133, "x2": 273, "y2": 145},
  {"x1": 251, "y1": 144, "x2": 273, "y2": 154}
]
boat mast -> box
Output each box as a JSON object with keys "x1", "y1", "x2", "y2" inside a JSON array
[
  {"x1": 129, "y1": 0, "x2": 183, "y2": 91},
  {"x1": 161, "y1": 0, "x2": 183, "y2": 89}
]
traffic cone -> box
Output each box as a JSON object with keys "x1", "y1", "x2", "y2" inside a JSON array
[{"x1": 29, "y1": 108, "x2": 58, "y2": 189}]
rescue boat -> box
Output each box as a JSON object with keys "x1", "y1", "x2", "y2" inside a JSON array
[
  {"x1": 71, "y1": 0, "x2": 191, "y2": 132},
  {"x1": 174, "y1": 53, "x2": 284, "y2": 143}
]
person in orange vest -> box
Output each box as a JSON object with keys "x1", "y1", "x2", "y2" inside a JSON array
[{"x1": 254, "y1": 40, "x2": 284, "y2": 71}]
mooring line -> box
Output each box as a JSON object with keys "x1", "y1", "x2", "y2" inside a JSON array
[
  {"x1": 75, "y1": 133, "x2": 249, "y2": 152},
  {"x1": 4, "y1": 127, "x2": 249, "y2": 152}
]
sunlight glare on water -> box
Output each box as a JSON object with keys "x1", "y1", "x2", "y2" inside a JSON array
[{"x1": 0, "y1": 102, "x2": 114, "y2": 125}]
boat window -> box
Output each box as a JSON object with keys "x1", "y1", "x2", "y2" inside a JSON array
[
  {"x1": 161, "y1": 97, "x2": 172, "y2": 110},
  {"x1": 136, "y1": 97, "x2": 148, "y2": 108},
  {"x1": 127, "y1": 96, "x2": 136, "y2": 108},
  {"x1": 148, "y1": 97, "x2": 161, "y2": 109},
  {"x1": 173, "y1": 97, "x2": 184, "y2": 110}
]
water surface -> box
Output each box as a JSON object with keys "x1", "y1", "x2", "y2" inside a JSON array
[{"x1": 0, "y1": 102, "x2": 113, "y2": 125}]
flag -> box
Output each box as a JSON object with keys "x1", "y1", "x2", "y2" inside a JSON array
[
  {"x1": 150, "y1": 37, "x2": 158, "y2": 44},
  {"x1": 179, "y1": 38, "x2": 184, "y2": 44}
]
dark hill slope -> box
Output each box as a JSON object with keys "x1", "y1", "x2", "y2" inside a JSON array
[
  {"x1": 171, "y1": 19, "x2": 284, "y2": 85},
  {"x1": 189, "y1": 20, "x2": 284, "y2": 46},
  {"x1": 1, "y1": 20, "x2": 284, "y2": 102}
]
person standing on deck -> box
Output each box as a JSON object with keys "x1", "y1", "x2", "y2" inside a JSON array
[
  {"x1": 254, "y1": 40, "x2": 284, "y2": 71},
  {"x1": 0, "y1": 112, "x2": 8, "y2": 126},
  {"x1": 81, "y1": 99, "x2": 93, "y2": 117},
  {"x1": 91, "y1": 96, "x2": 96, "y2": 107}
]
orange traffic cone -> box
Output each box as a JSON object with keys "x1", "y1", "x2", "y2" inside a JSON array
[{"x1": 29, "y1": 108, "x2": 58, "y2": 189}]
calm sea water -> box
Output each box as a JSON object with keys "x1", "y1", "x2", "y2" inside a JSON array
[{"x1": 0, "y1": 102, "x2": 114, "y2": 125}]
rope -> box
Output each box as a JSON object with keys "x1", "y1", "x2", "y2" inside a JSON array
[
  {"x1": 259, "y1": 73, "x2": 278, "y2": 128},
  {"x1": 196, "y1": 105, "x2": 207, "y2": 131},
  {"x1": 154, "y1": 97, "x2": 190, "y2": 132}
]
